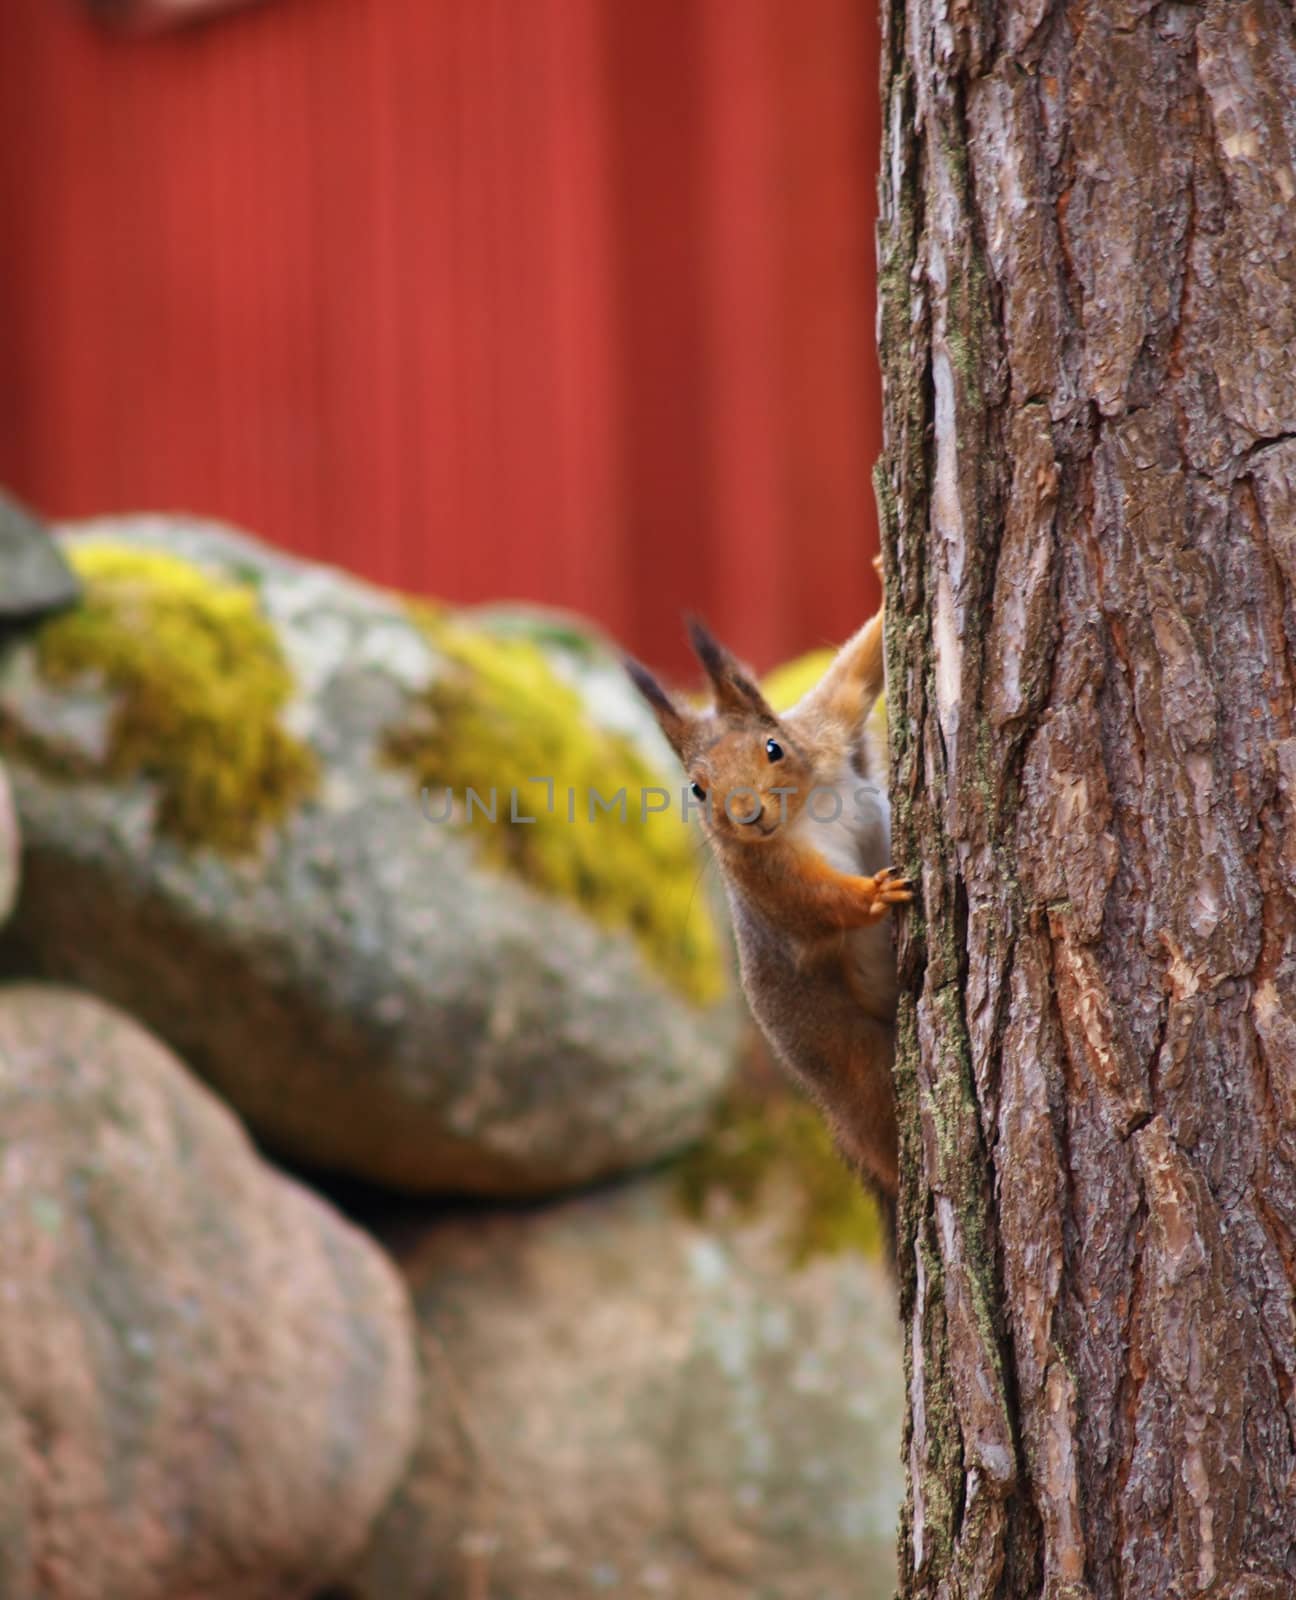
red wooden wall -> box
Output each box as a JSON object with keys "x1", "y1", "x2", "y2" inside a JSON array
[{"x1": 0, "y1": 0, "x2": 881, "y2": 679}]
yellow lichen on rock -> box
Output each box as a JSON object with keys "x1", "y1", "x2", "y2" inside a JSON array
[
  {"x1": 385, "y1": 619, "x2": 725, "y2": 1007},
  {"x1": 31, "y1": 543, "x2": 318, "y2": 854}
]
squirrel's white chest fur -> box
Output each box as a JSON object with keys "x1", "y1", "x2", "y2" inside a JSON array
[
  {"x1": 786, "y1": 758, "x2": 898, "y2": 1017},
  {"x1": 786, "y1": 763, "x2": 887, "y2": 875}
]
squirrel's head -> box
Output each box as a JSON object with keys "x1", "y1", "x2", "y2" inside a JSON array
[{"x1": 624, "y1": 618, "x2": 816, "y2": 848}]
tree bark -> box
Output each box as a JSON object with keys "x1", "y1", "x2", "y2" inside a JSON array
[{"x1": 877, "y1": 2, "x2": 1296, "y2": 1597}]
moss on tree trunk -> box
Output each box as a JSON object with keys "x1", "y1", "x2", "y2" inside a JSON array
[{"x1": 878, "y1": 2, "x2": 1296, "y2": 1595}]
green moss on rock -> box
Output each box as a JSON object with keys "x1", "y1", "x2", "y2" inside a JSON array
[
  {"x1": 384, "y1": 618, "x2": 725, "y2": 1007},
  {"x1": 676, "y1": 1083, "x2": 885, "y2": 1265},
  {"x1": 29, "y1": 543, "x2": 318, "y2": 855}
]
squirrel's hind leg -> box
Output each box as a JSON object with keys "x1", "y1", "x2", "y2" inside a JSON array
[{"x1": 828, "y1": 1012, "x2": 900, "y2": 1200}]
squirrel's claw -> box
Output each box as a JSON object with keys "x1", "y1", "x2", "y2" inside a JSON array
[{"x1": 868, "y1": 867, "x2": 913, "y2": 906}]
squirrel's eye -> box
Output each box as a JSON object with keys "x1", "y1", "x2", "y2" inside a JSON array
[
  {"x1": 690, "y1": 781, "x2": 707, "y2": 802},
  {"x1": 765, "y1": 738, "x2": 784, "y2": 764}
]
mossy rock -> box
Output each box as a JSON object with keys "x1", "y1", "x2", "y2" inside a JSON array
[
  {"x1": 28, "y1": 543, "x2": 318, "y2": 855},
  {"x1": 0, "y1": 984, "x2": 418, "y2": 1600},
  {"x1": 346, "y1": 1174, "x2": 903, "y2": 1600},
  {"x1": 0, "y1": 517, "x2": 738, "y2": 1197},
  {"x1": 384, "y1": 613, "x2": 722, "y2": 1004}
]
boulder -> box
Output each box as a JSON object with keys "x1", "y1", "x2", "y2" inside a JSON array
[
  {"x1": 0, "y1": 490, "x2": 80, "y2": 624},
  {"x1": 0, "y1": 984, "x2": 418, "y2": 1600},
  {"x1": 0, "y1": 517, "x2": 737, "y2": 1196},
  {"x1": 0, "y1": 761, "x2": 16, "y2": 927},
  {"x1": 345, "y1": 1172, "x2": 903, "y2": 1600}
]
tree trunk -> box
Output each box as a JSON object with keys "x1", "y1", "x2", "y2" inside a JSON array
[{"x1": 877, "y1": 2, "x2": 1296, "y2": 1597}]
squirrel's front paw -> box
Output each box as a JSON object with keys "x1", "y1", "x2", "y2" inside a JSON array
[
  {"x1": 861, "y1": 867, "x2": 913, "y2": 916},
  {"x1": 871, "y1": 867, "x2": 913, "y2": 903}
]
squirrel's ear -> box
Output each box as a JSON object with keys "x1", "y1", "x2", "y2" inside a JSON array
[
  {"x1": 685, "y1": 616, "x2": 774, "y2": 722},
  {"x1": 623, "y1": 656, "x2": 694, "y2": 762}
]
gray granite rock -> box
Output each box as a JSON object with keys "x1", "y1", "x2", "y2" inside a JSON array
[
  {"x1": 0, "y1": 490, "x2": 80, "y2": 623},
  {"x1": 347, "y1": 1175, "x2": 903, "y2": 1600}
]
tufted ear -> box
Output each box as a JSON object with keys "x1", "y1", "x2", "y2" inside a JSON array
[
  {"x1": 623, "y1": 656, "x2": 696, "y2": 765},
  {"x1": 685, "y1": 615, "x2": 775, "y2": 722}
]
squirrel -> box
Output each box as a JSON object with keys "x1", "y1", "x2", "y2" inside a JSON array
[{"x1": 625, "y1": 603, "x2": 910, "y2": 1207}]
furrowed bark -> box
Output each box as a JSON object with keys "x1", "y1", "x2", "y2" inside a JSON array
[{"x1": 877, "y1": 2, "x2": 1296, "y2": 1597}]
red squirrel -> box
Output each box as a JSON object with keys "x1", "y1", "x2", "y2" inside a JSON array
[{"x1": 625, "y1": 603, "x2": 909, "y2": 1203}]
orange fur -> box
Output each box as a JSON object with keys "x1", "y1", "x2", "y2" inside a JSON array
[{"x1": 732, "y1": 845, "x2": 909, "y2": 938}]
